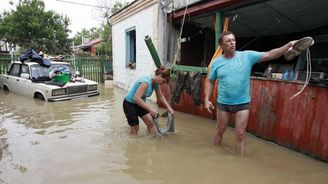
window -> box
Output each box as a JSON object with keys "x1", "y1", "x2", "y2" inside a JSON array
[
  {"x1": 19, "y1": 65, "x2": 29, "y2": 78},
  {"x1": 126, "y1": 28, "x2": 136, "y2": 69},
  {"x1": 21, "y1": 65, "x2": 29, "y2": 74},
  {"x1": 9, "y1": 64, "x2": 20, "y2": 76},
  {"x1": 31, "y1": 65, "x2": 49, "y2": 78}
]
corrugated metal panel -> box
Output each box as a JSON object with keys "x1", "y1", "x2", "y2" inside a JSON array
[
  {"x1": 174, "y1": 0, "x2": 328, "y2": 38},
  {"x1": 226, "y1": 0, "x2": 328, "y2": 37},
  {"x1": 248, "y1": 79, "x2": 328, "y2": 161},
  {"x1": 159, "y1": 78, "x2": 328, "y2": 161}
]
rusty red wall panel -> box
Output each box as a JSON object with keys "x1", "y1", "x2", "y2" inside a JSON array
[
  {"x1": 159, "y1": 77, "x2": 328, "y2": 161},
  {"x1": 250, "y1": 79, "x2": 328, "y2": 161},
  {"x1": 309, "y1": 88, "x2": 328, "y2": 159},
  {"x1": 158, "y1": 77, "x2": 213, "y2": 119},
  {"x1": 248, "y1": 80, "x2": 279, "y2": 140}
]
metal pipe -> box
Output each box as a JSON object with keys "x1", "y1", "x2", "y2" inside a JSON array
[{"x1": 144, "y1": 35, "x2": 162, "y2": 68}]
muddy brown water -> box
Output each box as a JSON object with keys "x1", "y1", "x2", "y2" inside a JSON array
[{"x1": 0, "y1": 83, "x2": 327, "y2": 184}]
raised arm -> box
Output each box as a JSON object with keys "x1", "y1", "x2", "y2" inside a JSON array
[{"x1": 261, "y1": 41, "x2": 295, "y2": 62}]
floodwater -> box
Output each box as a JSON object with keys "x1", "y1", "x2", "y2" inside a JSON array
[{"x1": 0, "y1": 82, "x2": 327, "y2": 184}]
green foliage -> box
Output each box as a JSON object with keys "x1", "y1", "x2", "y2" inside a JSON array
[
  {"x1": 0, "y1": 0, "x2": 72, "y2": 55},
  {"x1": 73, "y1": 27, "x2": 101, "y2": 46},
  {"x1": 91, "y1": 1, "x2": 129, "y2": 57},
  {"x1": 72, "y1": 1, "x2": 129, "y2": 57},
  {"x1": 111, "y1": 1, "x2": 125, "y2": 14},
  {"x1": 96, "y1": 22, "x2": 112, "y2": 56}
]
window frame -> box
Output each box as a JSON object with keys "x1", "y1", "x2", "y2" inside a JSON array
[{"x1": 125, "y1": 27, "x2": 136, "y2": 69}]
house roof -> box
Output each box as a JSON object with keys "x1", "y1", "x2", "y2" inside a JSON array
[
  {"x1": 109, "y1": 0, "x2": 157, "y2": 25},
  {"x1": 172, "y1": 0, "x2": 328, "y2": 38},
  {"x1": 76, "y1": 38, "x2": 103, "y2": 49}
]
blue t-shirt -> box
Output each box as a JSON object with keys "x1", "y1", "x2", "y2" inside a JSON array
[
  {"x1": 208, "y1": 51, "x2": 264, "y2": 105},
  {"x1": 125, "y1": 75, "x2": 157, "y2": 103}
]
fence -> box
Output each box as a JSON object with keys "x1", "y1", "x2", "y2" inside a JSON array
[
  {"x1": 0, "y1": 54, "x2": 20, "y2": 75},
  {"x1": 0, "y1": 54, "x2": 112, "y2": 83},
  {"x1": 64, "y1": 55, "x2": 112, "y2": 83}
]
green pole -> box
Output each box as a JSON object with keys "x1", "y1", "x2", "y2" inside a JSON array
[
  {"x1": 215, "y1": 12, "x2": 223, "y2": 49},
  {"x1": 144, "y1": 35, "x2": 161, "y2": 68}
]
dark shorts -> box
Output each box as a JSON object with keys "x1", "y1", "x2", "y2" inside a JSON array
[
  {"x1": 218, "y1": 103, "x2": 250, "y2": 113},
  {"x1": 122, "y1": 99, "x2": 149, "y2": 126}
]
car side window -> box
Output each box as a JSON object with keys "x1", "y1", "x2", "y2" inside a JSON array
[
  {"x1": 20, "y1": 65, "x2": 29, "y2": 77},
  {"x1": 21, "y1": 65, "x2": 29, "y2": 73},
  {"x1": 9, "y1": 64, "x2": 20, "y2": 77},
  {"x1": 30, "y1": 65, "x2": 48, "y2": 78}
]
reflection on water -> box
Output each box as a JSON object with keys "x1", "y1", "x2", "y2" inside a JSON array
[{"x1": 0, "y1": 83, "x2": 327, "y2": 184}]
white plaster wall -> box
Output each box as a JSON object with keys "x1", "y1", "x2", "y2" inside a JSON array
[
  {"x1": 163, "y1": 0, "x2": 201, "y2": 13},
  {"x1": 112, "y1": 5, "x2": 158, "y2": 92},
  {"x1": 156, "y1": 4, "x2": 167, "y2": 66}
]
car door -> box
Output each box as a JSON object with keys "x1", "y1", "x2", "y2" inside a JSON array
[
  {"x1": 6, "y1": 63, "x2": 21, "y2": 93},
  {"x1": 17, "y1": 64, "x2": 34, "y2": 97}
]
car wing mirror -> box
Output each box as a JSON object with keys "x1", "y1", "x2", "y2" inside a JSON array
[{"x1": 21, "y1": 73, "x2": 30, "y2": 79}]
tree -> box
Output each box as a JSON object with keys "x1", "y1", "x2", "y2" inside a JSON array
[
  {"x1": 72, "y1": 1, "x2": 129, "y2": 56},
  {"x1": 97, "y1": 22, "x2": 112, "y2": 56},
  {"x1": 95, "y1": 0, "x2": 129, "y2": 21},
  {"x1": 111, "y1": 1, "x2": 129, "y2": 14},
  {"x1": 94, "y1": 1, "x2": 129, "y2": 57},
  {"x1": 0, "y1": 0, "x2": 72, "y2": 54},
  {"x1": 73, "y1": 27, "x2": 101, "y2": 46}
]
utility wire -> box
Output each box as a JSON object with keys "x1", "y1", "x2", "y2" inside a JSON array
[{"x1": 54, "y1": 0, "x2": 106, "y2": 9}]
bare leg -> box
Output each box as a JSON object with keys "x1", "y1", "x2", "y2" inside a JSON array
[
  {"x1": 234, "y1": 110, "x2": 249, "y2": 157},
  {"x1": 141, "y1": 113, "x2": 156, "y2": 136},
  {"x1": 214, "y1": 108, "x2": 230, "y2": 145},
  {"x1": 130, "y1": 125, "x2": 139, "y2": 136}
]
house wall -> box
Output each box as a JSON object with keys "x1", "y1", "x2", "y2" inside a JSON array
[
  {"x1": 0, "y1": 41, "x2": 6, "y2": 52},
  {"x1": 112, "y1": 6, "x2": 155, "y2": 91},
  {"x1": 111, "y1": 0, "x2": 167, "y2": 102},
  {"x1": 91, "y1": 42, "x2": 102, "y2": 56}
]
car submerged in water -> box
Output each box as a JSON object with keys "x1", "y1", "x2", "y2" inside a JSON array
[{"x1": 0, "y1": 60, "x2": 99, "y2": 102}]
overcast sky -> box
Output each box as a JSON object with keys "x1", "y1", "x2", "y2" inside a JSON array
[{"x1": 0, "y1": 0, "x2": 133, "y2": 38}]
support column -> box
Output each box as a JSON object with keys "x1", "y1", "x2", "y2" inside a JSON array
[{"x1": 215, "y1": 12, "x2": 223, "y2": 49}]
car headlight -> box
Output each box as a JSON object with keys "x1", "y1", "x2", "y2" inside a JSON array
[
  {"x1": 52, "y1": 88, "x2": 67, "y2": 96},
  {"x1": 88, "y1": 84, "x2": 97, "y2": 91}
]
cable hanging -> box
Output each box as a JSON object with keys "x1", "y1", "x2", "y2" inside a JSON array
[
  {"x1": 171, "y1": 3, "x2": 188, "y2": 69},
  {"x1": 290, "y1": 48, "x2": 312, "y2": 100}
]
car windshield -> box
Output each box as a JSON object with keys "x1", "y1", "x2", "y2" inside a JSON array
[{"x1": 30, "y1": 64, "x2": 76, "y2": 80}]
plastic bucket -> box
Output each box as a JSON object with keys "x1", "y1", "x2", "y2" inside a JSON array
[{"x1": 53, "y1": 73, "x2": 70, "y2": 83}]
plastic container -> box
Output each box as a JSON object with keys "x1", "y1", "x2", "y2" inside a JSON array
[
  {"x1": 289, "y1": 70, "x2": 295, "y2": 80},
  {"x1": 53, "y1": 73, "x2": 70, "y2": 83},
  {"x1": 267, "y1": 65, "x2": 273, "y2": 78},
  {"x1": 276, "y1": 73, "x2": 283, "y2": 79},
  {"x1": 283, "y1": 70, "x2": 289, "y2": 80}
]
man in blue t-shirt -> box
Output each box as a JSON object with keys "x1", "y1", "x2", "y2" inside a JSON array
[
  {"x1": 123, "y1": 67, "x2": 174, "y2": 136},
  {"x1": 205, "y1": 31, "x2": 296, "y2": 156}
]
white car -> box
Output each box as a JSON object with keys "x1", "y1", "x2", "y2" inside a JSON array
[{"x1": 0, "y1": 60, "x2": 99, "y2": 102}]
